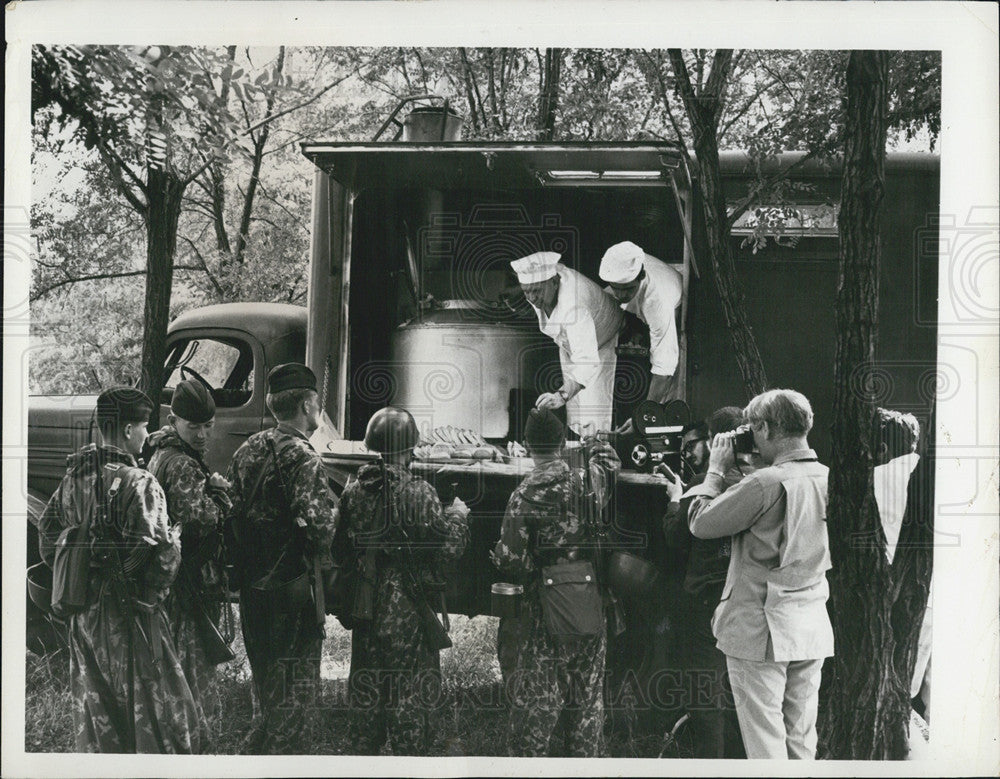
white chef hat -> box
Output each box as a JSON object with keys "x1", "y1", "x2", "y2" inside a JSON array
[
  {"x1": 599, "y1": 241, "x2": 645, "y2": 283},
  {"x1": 511, "y1": 251, "x2": 561, "y2": 284}
]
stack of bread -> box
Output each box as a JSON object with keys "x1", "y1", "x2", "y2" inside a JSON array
[{"x1": 412, "y1": 425, "x2": 500, "y2": 461}]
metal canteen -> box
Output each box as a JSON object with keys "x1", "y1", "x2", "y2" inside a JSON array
[{"x1": 491, "y1": 582, "x2": 524, "y2": 619}]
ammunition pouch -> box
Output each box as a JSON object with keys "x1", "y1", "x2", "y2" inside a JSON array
[{"x1": 327, "y1": 545, "x2": 376, "y2": 631}]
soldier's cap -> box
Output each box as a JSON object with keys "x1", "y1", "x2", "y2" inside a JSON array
[
  {"x1": 96, "y1": 386, "x2": 154, "y2": 424},
  {"x1": 170, "y1": 379, "x2": 215, "y2": 423},
  {"x1": 267, "y1": 362, "x2": 317, "y2": 395},
  {"x1": 524, "y1": 407, "x2": 566, "y2": 452},
  {"x1": 599, "y1": 241, "x2": 645, "y2": 284}
]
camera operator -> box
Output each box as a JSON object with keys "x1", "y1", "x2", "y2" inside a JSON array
[
  {"x1": 685, "y1": 389, "x2": 833, "y2": 760},
  {"x1": 662, "y1": 406, "x2": 748, "y2": 758}
]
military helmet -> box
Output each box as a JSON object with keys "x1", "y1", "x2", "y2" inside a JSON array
[{"x1": 364, "y1": 406, "x2": 419, "y2": 454}]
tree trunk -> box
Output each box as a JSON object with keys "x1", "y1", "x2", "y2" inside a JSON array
[
  {"x1": 139, "y1": 166, "x2": 186, "y2": 427},
  {"x1": 668, "y1": 49, "x2": 768, "y2": 399},
  {"x1": 693, "y1": 139, "x2": 769, "y2": 398},
  {"x1": 821, "y1": 50, "x2": 907, "y2": 760},
  {"x1": 209, "y1": 164, "x2": 232, "y2": 258},
  {"x1": 536, "y1": 48, "x2": 562, "y2": 141},
  {"x1": 208, "y1": 46, "x2": 237, "y2": 260},
  {"x1": 233, "y1": 46, "x2": 285, "y2": 266}
]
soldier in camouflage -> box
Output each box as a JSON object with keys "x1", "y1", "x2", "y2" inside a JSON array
[
  {"x1": 37, "y1": 388, "x2": 202, "y2": 753},
  {"x1": 146, "y1": 379, "x2": 233, "y2": 728},
  {"x1": 226, "y1": 364, "x2": 337, "y2": 754},
  {"x1": 337, "y1": 406, "x2": 470, "y2": 755},
  {"x1": 491, "y1": 408, "x2": 620, "y2": 757}
]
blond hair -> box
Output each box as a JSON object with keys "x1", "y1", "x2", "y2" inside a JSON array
[{"x1": 743, "y1": 389, "x2": 814, "y2": 437}]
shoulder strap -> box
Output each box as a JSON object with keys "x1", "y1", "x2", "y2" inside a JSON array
[
  {"x1": 267, "y1": 436, "x2": 290, "y2": 509},
  {"x1": 241, "y1": 443, "x2": 275, "y2": 513},
  {"x1": 91, "y1": 459, "x2": 125, "y2": 538},
  {"x1": 95, "y1": 462, "x2": 150, "y2": 579}
]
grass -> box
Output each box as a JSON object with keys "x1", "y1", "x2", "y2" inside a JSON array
[
  {"x1": 25, "y1": 613, "x2": 674, "y2": 757},
  {"x1": 24, "y1": 648, "x2": 75, "y2": 753}
]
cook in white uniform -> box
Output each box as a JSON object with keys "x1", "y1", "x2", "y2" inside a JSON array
[
  {"x1": 511, "y1": 251, "x2": 623, "y2": 437},
  {"x1": 599, "y1": 241, "x2": 684, "y2": 428}
]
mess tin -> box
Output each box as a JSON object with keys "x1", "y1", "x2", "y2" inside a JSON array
[
  {"x1": 27, "y1": 562, "x2": 54, "y2": 613},
  {"x1": 607, "y1": 550, "x2": 660, "y2": 598},
  {"x1": 491, "y1": 582, "x2": 524, "y2": 619}
]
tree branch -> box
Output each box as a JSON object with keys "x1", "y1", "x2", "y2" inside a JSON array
[
  {"x1": 243, "y1": 67, "x2": 357, "y2": 139},
  {"x1": 252, "y1": 178, "x2": 308, "y2": 229},
  {"x1": 719, "y1": 75, "x2": 784, "y2": 139},
  {"x1": 642, "y1": 51, "x2": 693, "y2": 164},
  {"x1": 725, "y1": 147, "x2": 826, "y2": 227},
  {"x1": 31, "y1": 265, "x2": 204, "y2": 301},
  {"x1": 179, "y1": 234, "x2": 225, "y2": 298},
  {"x1": 95, "y1": 144, "x2": 147, "y2": 213},
  {"x1": 704, "y1": 50, "x2": 735, "y2": 125},
  {"x1": 459, "y1": 47, "x2": 489, "y2": 132},
  {"x1": 667, "y1": 49, "x2": 699, "y2": 111}
]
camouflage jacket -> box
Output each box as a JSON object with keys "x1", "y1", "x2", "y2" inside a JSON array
[
  {"x1": 227, "y1": 423, "x2": 337, "y2": 584},
  {"x1": 147, "y1": 426, "x2": 232, "y2": 597},
  {"x1": 492, "y1": 441, "x2": 620, "y2": 582},
  {"x1": 37, "y1": 443, "x2": 180, "y2": 605},
  {"x1": 336, "y1": 461, "x2": 469, "y2": 585}
]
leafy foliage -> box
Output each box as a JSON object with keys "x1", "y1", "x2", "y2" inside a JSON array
[{"x1": 33, "y1": 45, "x2": 240, "y2": 178}]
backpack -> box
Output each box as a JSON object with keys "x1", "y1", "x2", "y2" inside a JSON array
[
  {"x1": 222, "y1": 442, "x2": 276, "y2": 591},
  {"x1": 327, "y1": 517, "x2": 365, "y2": 630},
  {"x1": 224, "y1": 434, "x2": 311, "y2": 595},
  {"x1": 527, "y1": 468, "x2": 604, "y2": 645},
  {"x1": 328, "y1": 466, "x2": 395, "y2": 631},
  {"x1": 51, "y1": 462, "x2": 123, "y2": 618}
]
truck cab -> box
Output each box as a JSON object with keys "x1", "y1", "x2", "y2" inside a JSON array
[
  {"x1": 158, "y1": 303, "x2": 307, "y2": 474},
  {"x1": 27, "y1": 302, "x2": 306, "y2": 498}
]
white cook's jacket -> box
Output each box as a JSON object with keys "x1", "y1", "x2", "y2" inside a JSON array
[
  {"x1": 617, "y1": 254, "x2": 683, "y2": 377},
  {"x1": 530, "y1": 264, "x2": 623, "y2": 436}
]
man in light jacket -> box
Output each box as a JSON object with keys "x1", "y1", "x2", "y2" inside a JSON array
[{"x1": 685, "y1": 388, "x2": 833, "y2": 759}]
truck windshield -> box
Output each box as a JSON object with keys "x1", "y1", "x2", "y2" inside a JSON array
[{"x1": 163, "y1": 336, "x2": 254, "y2": 408}]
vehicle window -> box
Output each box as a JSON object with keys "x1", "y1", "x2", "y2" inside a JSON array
[{"x1": 163, "y1": 337, "x2": 254, "y2": 408}]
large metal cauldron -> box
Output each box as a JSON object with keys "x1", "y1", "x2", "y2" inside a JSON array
[{"x1": 388, "y1": 301, "x2": 559, "y2": 440}]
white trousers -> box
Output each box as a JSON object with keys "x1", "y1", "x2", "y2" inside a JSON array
[{"x1": 725, "y1": 654, "x2": 824, "y2": 759}]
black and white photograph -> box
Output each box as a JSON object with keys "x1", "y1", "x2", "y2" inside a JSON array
[{"x1": 4, "y1": 1, "x2": 998, "y2": 776}]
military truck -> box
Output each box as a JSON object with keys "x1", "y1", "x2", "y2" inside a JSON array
[{"x1": 27, "y1": 130, "x2": 939, "y2": 713}]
